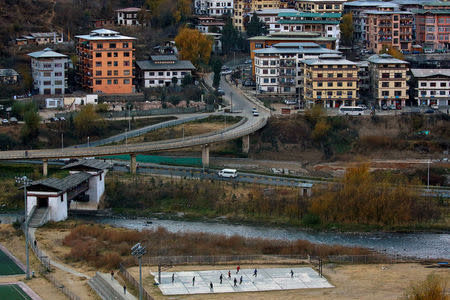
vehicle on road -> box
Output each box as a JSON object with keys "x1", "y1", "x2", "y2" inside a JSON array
[
  {"x1": 216, "y1": 88, "x2": 225, "y2": 95},
  {"x1": 357, "y1": 104, "x2": 368, "y2": 110},
  {"x1": 284, "y1": 99, "x2": 297, "y2": 105},
  {"x1": 253, "y1": 111, "x2": 260, "y2": 117},
  {"x1": 425, "y1": 109, "x2": 435, "y2": 114},
  {"x1": 218, "y1": 168, "x2": 238, "y2": 178},
  {"x1": 243, "y1": 80, "x2": 256, "y2": 87},
  {"x1": 50, "y1": 117, "x2": 59, "y2": 122},
  {"x1": 424, "y1": 48, "x2": 434, "y2": 54},
  {"x1": 221, "y1": 66, "x2": 230, "y2": 71},
  {"x1": 220, "y1": 70, "x2": 232, "y2": 75},
  {"x1": 2, "y1": 119, "x2": 9, "y2": 125},
  {"x1": 244, "y1": 59, "x2": 252, "y2": 64},
  {"x1": 9, "y1": 117, "x2": 18, "y2": 124},
  {"x1": 389, "y1": 104, "x2": 396, "y2": 110},
  {"x1": 338, "y1": 106, "x2": 365, "y2": 116}
]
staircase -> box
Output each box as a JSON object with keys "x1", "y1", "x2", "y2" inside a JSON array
[
  {"x1": 88, "y1": 272, "x2": 133, "y2": 300},
  {"x1": 28, "y1": 208, "x2": 50, "y2": 228}
]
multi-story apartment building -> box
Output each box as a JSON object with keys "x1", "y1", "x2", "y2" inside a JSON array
[
  {"x1": 367, "y1": 54, "x2": 409, "y2": 107},
  {"x1": 343, "y1": 1, "x2": 398, "y2": 43},
  {"x1": 195, "y1": 0, "x2": 233, "y2": 16},
  {"x1": 365, "y1": 10, "x2": 414, "y2": 54},
  {"x1": 252, "y1": 8, "x2": 298, "y2": 30},
  {"x1": 136, "y1": 55, "x2": 195, "y2": 88},
  {"x1": 295, "y1": 0, "x2": 346, "y2": 13},
  {"x1": 233, "y1": 0, "x2": 281, "y2": 31},
  {"x1": 414, "y1": 8, "x2": 450, "y2": 50},
  {"x1": 28, "y1": 48, "x2": 68, "y2": 95},
  {"x1": 301, "y1": 54, "x2": 359, "y2": 108},
  {"x1": 253, "y1": 43, "x2": 340, "y2": 97},
  {"x1": 411, "y1": 69, "x2": 450, "y2": 106},
  {"x1": 356, "y1": 61, "x2": 370, "y2": 97},
  {"x1": 116, "y1": 7, "x2": 145, "y2": 26},
  {"x1": 75, "y1": 29, "x2": 136, "y2": 94},
  {"x1": 274, "y1": 12, "x2": 341, "y2": 48}
]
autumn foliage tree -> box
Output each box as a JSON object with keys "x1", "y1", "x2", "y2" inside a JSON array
[
  {"x1": 74, "y1": 104, "x2": 105, "y2": 138},
  {"x1": 380, "y1": 45, "x2": 405, "y2": 60},
  {"x1": 175, "y1": 28, "x2": 213, "y2": 68},
  {"x1": 340, "y1": 13, "x2": 354, "y2": 47},
  {"x1": 310, "y1": 164, "x2": 440, "y2": 226}
]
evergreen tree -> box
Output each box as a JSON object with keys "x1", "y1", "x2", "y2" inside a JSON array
[{"x1": 246, "y1": 15, "x2": 267, "y2": 38}]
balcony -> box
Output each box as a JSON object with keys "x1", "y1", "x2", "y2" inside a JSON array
[{"x1": 378, "y1": 23, "x2": 390, "y2": 28}]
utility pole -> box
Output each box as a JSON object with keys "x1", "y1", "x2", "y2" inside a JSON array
[
  {"x1": 230, "y1": 92, "x2": 233, "y2": 113},
  {"x1": 125, "y1": 129, "x2": 128, "y2": 146},
  {"x1": 15, "y1": 176, "x2": 31, "y2": 280},
  {"x1": 61, "y1": 133, "x2": 64, "y2": 150},
  {"x1": 427, "y1": 158, "x2": 430, "y2": 190},
  {"x1": 87, "y1": 136, "x2": 90, "y2": 147},
  {"x1": 128, "y1": 105, "x2": 131, "y2": 131}
]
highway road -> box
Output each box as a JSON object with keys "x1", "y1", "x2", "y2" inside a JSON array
[{"x1": 0, "y1": 75, "x2": 270, "y2": 161}]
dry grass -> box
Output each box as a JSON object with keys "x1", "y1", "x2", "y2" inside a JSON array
[
  {"x1": 400, "y1": 274, "x2": 449, "y2": 300},
  {"x1": 61, "y1": 224, "x2": 372, "y2": 270}
]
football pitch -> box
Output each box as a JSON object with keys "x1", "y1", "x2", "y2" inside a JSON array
[
  {"x1": 0, "y1": 245, "x2": 25, "y2": 276},
  {"x1": 0, "y1": 284, "x2": 32, "y2": 300}
]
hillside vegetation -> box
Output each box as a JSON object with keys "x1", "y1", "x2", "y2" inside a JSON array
[{"x1": 251, "y1": 108, "x2": 450, "y2": 162}]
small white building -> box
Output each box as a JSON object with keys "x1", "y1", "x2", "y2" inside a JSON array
[
  {"x1": 195, "y1": 17, "x2": 225, "y2": 33},
  {"x1": 16, "y1": 32, "x2": 64, "y2": 45},
  {"x1": 28, "y1": 48, "x2": 68, "y2": 95},
  {"x1": 45, "y1": 98, "x2": 63, "y2": 109},
  {"x1": 116, "y1": 7, "x2": 145, "y2": 26},
  {"x1": 195, "y1": 0, "x2": 233, "y2": 16},
  {"x1": 136, "y1": 55, "x2": 196, "y2": 88},
  {"x1": 411, "y1": 69, "x2": 450, "y2": 107},
  {"x1": 63, "y1": 94, "x2": 99, "y2": 107},
  {"x1": 25, "y1": 160, "x2": 110, "y2": 225}
]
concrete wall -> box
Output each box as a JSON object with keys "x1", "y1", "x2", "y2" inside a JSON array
[{"x1": 26, "y1": 191, "x2": 67, "y2": 222}]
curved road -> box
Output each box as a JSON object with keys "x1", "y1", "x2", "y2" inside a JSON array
[{"x1": 0, "y1": 75, "x2": 269, "y2": 160}]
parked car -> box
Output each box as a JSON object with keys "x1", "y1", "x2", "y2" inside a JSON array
[
  {"x1": 284, "y1": 99, "x2": 297, "y2": 105},
  {"x1": 218, "y1": 168, "x2": 238, "y2": 178},
  {"x1": 389, "y1": 104, "x2": 396, "y2": 110},
  {"x1": 243, "y1": 80, "x2": 255, "y2": 87},
  {"x1": 216, "y1": 88, "x2": 225, "y2": 95},
  {"x1": 59, "y1": 116, "x2": 66, "y2": 121},
  {"x1": 50, "y1": 117, "x2": 59, "y2": 122},
  {"x1": 221, "y1": 66, "x2": 230, "y2": 71},
  {"x1": 220, "y1": 70, "x2": 232, "y2": 75},
  {"x1": 9, "y1": 117, "x2": 18, "y2": 124},
  {"x1": 425, "y1": 109, "x2": 435, "y2": 114},
  {"x1": 2, "y1": 119, "x2": 9, "y2": 125},
  {"x1": 381, "y1": 105, "x2": 389, "y2": 110},
  {"x1": 252, "y1": 107, "x2": 257, "y2": 112},
  {"x1": 244, "y1": 59, "x2": 252, "y2": 64},
  {"x1": 424, "y1": 48, "x2": 434, "y2": 54},
  {"x1": 357, "y1": 104, "x2": 368, "y2": 110}
]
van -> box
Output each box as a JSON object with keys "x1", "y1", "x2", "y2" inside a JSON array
[{"x1": 218, "y1": 169, "x2": 238, "y2": 178}]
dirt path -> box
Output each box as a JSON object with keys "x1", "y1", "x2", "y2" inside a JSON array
[{"x1": 127, "y1": 263, "x2": 449, "y2": 300}]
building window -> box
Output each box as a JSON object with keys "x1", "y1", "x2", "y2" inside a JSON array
[
  {"x1": 43, "y1": 72, "x2": 51, "y2": 77},
  {"x1": 107, "y1": 71, "x2": 112, "y2": 76},
  {"x1": 95, "y1": 80, "x2": 102, "y2": 85},
  {"x1": 96, "y1": 53, "x2": 102, "y2": 58},
  {"x1": 123, "y1": 43, "x2": 129, "y2": 48},
  {"x1": 124, "y1": 61, "x2": 130, "y2": 66},
  {"x1": 347, "y1": 82, "x2": 353, "y2": 87},
  {"x1": 347, "y1": 91, "x2": 353, "y2": 97},
  {"x1": 124, "y1": 52, "x2": 130, "y2": 57},
  {"x1": 55, "y1": 72, "x2": 62, "y2": 77},
  {"x1": 96, "y1": 71, "x2": 102, "y2": 76},
  {"x1": 382, "y1": 82, "x2": 389, "y2": 87},
  {"x1": 430, "y1": 82, "x2": 436, "y2": 87},
  {"x1": 96, "y1": 62, "x2": 102, "y2": 67},
  {"x1": 114, "y1": 61, "x2": 118, "y2": 66},
  {"x1": 124, "y1": 70, "x2": 130, "y2": 75},
  {"x1": 44, "y1": 81, "x2": 51, "y2": 85},
  {"x1": 382, "y1": 73, "x2": 390, "y2": 78},
  {"x1": 107, "y1": 80, "x2": 112, "y2": 85},
  {"x1": 124, "y1": 79, "x2": 130, "y2": 84},
  {"x1": 158, "y1": 72, "x2": 164, "y2": 76},
  {"x1": 107, "y1": 62, "x2": 112, "y2": 66},
  {"x1": 318, "y1": 82, "x2": 323, "y2": 87},
  {"x1": 114, "y1": 70, "x2": 118, "y2": 75},
  {"x1": 114, "y1": 79, "x2": 118, "y2": 84},
  {"x1": 394, "y1": 91, "x2": 402, "y2": 96},
  {"x1": 166, "y1": 72, "x2": 171, "y2": 76},
  {"x1": 149, "y1": 72, "x2": 155, "y2": 76},
  {"x1": 337, "y1": 73, "x2": 343, "y2": 78},
  {"x1": 97, "y1": 43, "x2": 103, "y2": 49},
  {"x1": 327, "y1": 82, "x2": 333, "y2": 87},
  {"x1": 328, "y1": 73, "x2": 333, "y2": 78},
  {"x1": 263, "y1": 78, "x2": 269, "y2": 83},
  {"x1": 107, "y1": 52, "x2": 112, "y2": 57},
  {"x1": 394, "y1": 82, "x2": 402, "y2": 87},
  {"x1": 394, "y1": 73, "x2": 402, "y2": 79},
  {"x1": 440, "y1": 91, "x2": 446, "y2": 95},
  {"x1": 441, "y1": 82, "x2": 446, "y2": 87},
  {"x1": 114, "y1": 52, "x2": 118, "y2": 57},
  {"x1": 109, "y1": 43, "x2": 116, "y2": 48},
  {"x1": 173, "y1": 71, "x2": 177, "y2": 75},
  {"x1": 337, "y1": 82, "x2": 343, "y2": 87},
  {"x1": 420, "y1": 82, "x2": 427, "y2": 87}
]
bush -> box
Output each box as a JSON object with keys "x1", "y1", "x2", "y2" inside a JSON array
[
  {"x1": 401, "y1": 274, "x2": 448, "y2": 300},
  {"x1": 302, "y1": 214, "x2": 321, "y2": 226}
]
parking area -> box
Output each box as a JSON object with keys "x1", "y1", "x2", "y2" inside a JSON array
[{"x1": 152, "y1": 267, "x2": 333, "y2": 295}]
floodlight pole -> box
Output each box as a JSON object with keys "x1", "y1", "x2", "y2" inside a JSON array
[
  {"x1": 16, "y1": 176, "x2": 31, "y2": 280},
  {"x1": 139, "y1": 256, "x2": 142, "y2": 300}
]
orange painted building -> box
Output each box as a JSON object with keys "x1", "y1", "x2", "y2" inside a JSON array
[{"x1": 76, "y1": 29, "x2": 136, "y2": 94}]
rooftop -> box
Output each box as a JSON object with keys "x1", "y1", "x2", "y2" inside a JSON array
[
  {"x1": 344, "y1": 1, "x2": 399, "y2": 8},
  {"x1": 301, "y1": 54, "x2": 357, "y2": 66},
  {"x1": 75, "y1": 29, "x2": 136, "y2": 41},
  {"x1": 278, "y1": 20, "x2": 340, "y2": 25},
  {"x1": 411, "y1": 8, "x2": 450, "y2": 14},
  {"x1": 136, "y1": 60, "x2": 195, "y2": 71},
  {"x1": 367, "y1": 54, "x2": 409, "y2": 64},
  {"x1": 255, "y1": 8, "x2": 299, "y2": 15},
  {"x1": 62, "y1": 159, "x2": 111, "y2": 171},
  {"x1": 116, "y1": 7, "x2": 141, "y2": 12},
  {"x1": 411, "y1": 68, "x2": 450, "y2": 78},
  {"x1": 253, "y1": 43, "x2": 340, "y2": 55},
  {"x1": 28, "y1": 172, "x2": 92, "y2": 193},
  {"x1": 151, "y1": 55, "x2": 178, "y2": 61},
  {"x1": 28, "y1": 48, "x2": 67, "y2": 59},
  {"x1": 0, "y1": 69, "x2": 19, "y2": 77},
  {"x1": 364, "y1": 10, "x2": 413, "y2": 15},
  {"x1": 249, "y1": 32, "x2": 337, "y2": 42},
  {"x1": 278, "y1": 12, "x2": 341, "y2": 18}
]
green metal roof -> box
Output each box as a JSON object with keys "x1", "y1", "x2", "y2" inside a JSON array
[
  {"x1": 412, "y1": 8, "x2": 450, "y2": 14},
  {"x1": 278, "y1": 12, "x2": 341, "y2": 18},
  {"x1": 249, "y1": 35, "x2": 337, "y2": 41}
]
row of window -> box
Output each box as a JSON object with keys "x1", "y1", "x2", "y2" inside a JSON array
[
  {"x1": 95, "y1": 52, "x2": 130, "y2": 58},
  {"x1": 381, "y1": 73, "x2": 405, "y2": 79},
  {"x1": 420, "y1": 81, "x2": 449, "y2": 87},
  {"x1": 208, "y1": 2, "x2": 231, "y2": 7},
  {"x1": 95, "y1": 70, "x2": 131, "y2": 76},
  {"x1": 42, "y1": 80, "x2": 64, "y2": 86},
  {"x1": 96, "y1": 42, "x2": 130, "y2": 49},
  {"x1": 94, "y1": 79, "x2": 131, "y2": 85},
  {"x1": 381, "y1": 91, "x2": 404, "y2": 97},
  {"x1": 94, "y1": 61, "x2": 131, "y2": 67},
  {"x1": 147, "y1": 71, "x2": 188, "y2": 76},
  {"x1": 41, "y1": 72, "x2": 63, "y2": 77},
  {"x1": 420, "y1": 90, "x2": 450, "y2": 96},
  {"x1": 381, "y1": 82, "x2": 403, "y2": 88},
  {"x1": 299, "y1": 4, "x2": 341, "y2": 10},
  {"x1": 316, "y1": 82, "x2": 355, "y2": 87},
  {"x1": 315, "y1": 91, "x2": 354, "y2": 97},
  {"x1": 39, "y1": 63, "x2": 64, "y2": 68}
]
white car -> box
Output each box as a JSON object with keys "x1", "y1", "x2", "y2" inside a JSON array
[
  {"x1": 253, "y1": 111, "x2": 259, "y2": 117},
  {"x1": 220, "y1": 70, "x2": 232, "y2": 75},
  {"x1": 218, "y1": 169, "x2": 238, "y2": 178}
]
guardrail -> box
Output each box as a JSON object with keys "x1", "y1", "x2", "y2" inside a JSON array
[
  {"x1": 119, "y1": 263, "x2": 154, "y2": 300},
  {"x1": 0, "y1": 115, "x2": 268, "y2": 160}
]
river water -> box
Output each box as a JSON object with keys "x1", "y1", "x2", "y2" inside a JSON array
[{"x1": 1, "y1": 214, "x2": 448, "y2": 259}]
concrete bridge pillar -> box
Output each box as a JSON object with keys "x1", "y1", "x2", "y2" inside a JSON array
[
  {"x1": 242, "y1": 135, "x2": 250, "y2": 154},
  {"x1": 201, "y1": 144, "x2": 210, "y2": 168},
  {"x1": 130, "y1": 154, "x2": 137, "y2": 174},
  {"x1": 42, "y1": 159, "x2": 48, "y2": 177}
]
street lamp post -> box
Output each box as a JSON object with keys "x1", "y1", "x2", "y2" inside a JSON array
[
  {"x1": 128, "y1": 106, "x2": 131, "y2": 131},
  {"x1": 125, "y1": 129, "x2": 128, "y2": 146},
  {"x1": 61, "y1": 133, "x2": 64, "y2": 150},
  {"x1": 230, "y1": 92, "x2": 233, "y2": 113},
  {"x1": 15, "y1": 176, "x2": 31, "y2": 280},
  {"x1": 87, "y1": 136, "x2": 90, "y2": 147},
  {"x1": 131, "y1": 243, "x2": 147, "y2": 300}
]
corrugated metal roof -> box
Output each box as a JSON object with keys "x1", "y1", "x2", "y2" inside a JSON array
[
  {"x1": 136, "y1": 60, "x2": 195, "y2": 71},
  {"x1": 301, "y1": 54, "x2": 357, "y2": 66},
  {"x1": 278, "y1": 12, "x2": 341, "y2": 18},
  {"x1": 278, "y1": 20, "x2": 340, "y2": 24},
  {"x1": 62, "y1": 159, "x2": 111, "y2": 170},
  {"x1": 411, "y1": 68, "x2": 450, "y2": 78},
  {"x1": 28, "y1": 48, "x2": 67, "y2": 59},
  {"x1": 151, "y1": 55, "x2": 178, "y2": 61},
  {"x1": 0, "y1": 69, "x2": 19, "y2": 77},
  {"x1": 367, "y1": 54, "x2": 409, "y2": 64},
  {"x1": 28, "y1": 172, "x2": 92, "y2": 192}
]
